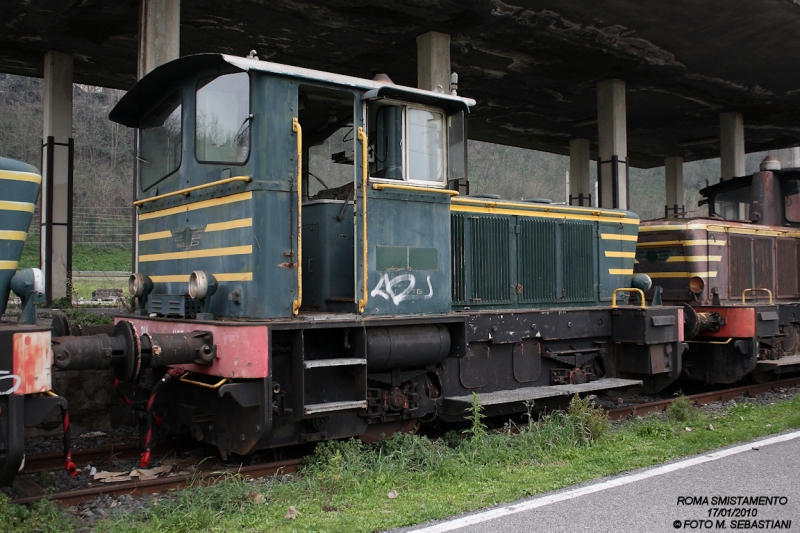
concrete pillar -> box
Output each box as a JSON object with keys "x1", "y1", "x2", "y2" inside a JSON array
[
  {"x1": 416, "y1": 31, "x2": 450, "y2": 93},
  {"x1": 41, "y1": 51, "x2": 73, "y2": 303},
  {"x1": 138, "y1": 0, "x2": 181, "y2": 79},
  {"x1": 135, "y1": 0, "x2": 180, "y2": 271},
  {"x1": 569, "y1": 138, "x2": 591, "y2": 206},
  {"x1": 597, "y1": 79, "x2": 628, "y2": 209},
  {"x1": 665, "y1": 156, "x2": 684, "y2": 216},
  {"x1": 768, "y1": 147, "x2": 800, "y2": 169},
  {"x1": 720, "y1": 112, "x2": 745, "y2": 180}
]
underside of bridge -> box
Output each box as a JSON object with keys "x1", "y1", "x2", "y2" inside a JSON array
[{"x1": 3, "y1": 0, "x2": 800, "y2": 168}]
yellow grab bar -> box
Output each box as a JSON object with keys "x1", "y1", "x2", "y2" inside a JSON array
[
  {"x1": 611, "y1": 288, "x2": 646, "y2": 308},
  {"x1": 179, "y1": 373, "x2": 229, "y2": 389},
  {"x1": 451, "y1": 196, "x2": 629, "y2": 218},
  {"x1": 357, "y1": 127, "x2": 369, "y2": 314},
  {"x1": 133, "y1": 176, "x2": 251, "y2": 206},
  {"x1": 371, "y1": 183, "x2": 459, "y2": 196},
  {"x1": 292, "y1": 118, "x2": 303, "y2": 315},
  {"x1": 741, "y1": 288, "x2": 772, "y2": 305}
]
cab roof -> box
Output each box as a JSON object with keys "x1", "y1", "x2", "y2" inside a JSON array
[{"x1": 110, "y1": 53, "x2": 476, "y2": 128}]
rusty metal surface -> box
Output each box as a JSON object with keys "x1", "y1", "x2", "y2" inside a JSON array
[
  {"x1": 606, "y1": 376, "x2": 800, "y2": 420},
  {"x1": 11, "y1": 458, "x2": 302, "y2": 507}
]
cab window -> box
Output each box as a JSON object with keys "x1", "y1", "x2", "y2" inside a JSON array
[
  {"x1": 785, "y1": 179, "x2": 800, "y2": 222},
  {"x1": 368, "y1": 102, "x2": 446, "y2": 186},
  {"x1": 713, "y1": 185, "x2": 751, "y2": 221},
  {"x1": 407, "y1": 108, "x2": 444, "y2": 183},
  {"x1": 196, "y1": 72, "x2": 251, "y2": 164},
  {"x1": 139, "y1": 92, "x2": 181, "y2": 191}
]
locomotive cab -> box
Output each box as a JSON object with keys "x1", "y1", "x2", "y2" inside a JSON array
[{"x1": 112, "y1": 54, "x2": 472, "y2": 320}]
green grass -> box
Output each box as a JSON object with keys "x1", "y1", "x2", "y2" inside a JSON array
[
  {"x1": 18, "y1": 235, "x2": 131, "y2": 272},
  {"x1": 4, "y1": 393, "x2": 799, "y2": 533}
]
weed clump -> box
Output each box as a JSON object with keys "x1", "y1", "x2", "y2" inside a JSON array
[{"x1": 668, "y1": 393, "x2": 700, "y2": 422}]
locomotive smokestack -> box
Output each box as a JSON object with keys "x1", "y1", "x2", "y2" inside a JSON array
[{"x1": 760, "y1": 155, "x2": 781, "y2": 172}]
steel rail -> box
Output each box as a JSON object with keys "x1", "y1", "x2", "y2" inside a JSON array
[
  {"x1": 20, "y1": 438, "x2": 191, "y2": 474},
  {"x1": 605, "y1": 376, "x2": 800, "y2": 420},
  {"x1": 11, "y1": 458, "x2": 302, "y2": 507}
]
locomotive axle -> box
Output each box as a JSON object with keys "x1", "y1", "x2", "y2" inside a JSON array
[{"x1": 52, "y1": 320, "x2": 216, "y2": 382}]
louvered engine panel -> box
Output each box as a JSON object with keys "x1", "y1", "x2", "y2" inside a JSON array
[
  {"x1": 729, "y1": 235, "x2": 751, "y2": 297},
  {"x1": 777, "y1": 238, "x2": 798, "y2": 296},
  {"x1": 518, "y1": 218, "x2": 557, "y2": 302},
  {"x1": 753, "y1": 237, "x2": 774, "y2": 292},
  {"x1": 562, "y1": 221, "x2": 595, "y2": 300},
  {"x1": 470, "y1": 216, "x2": 511, "y2": 304},
  {"x1": 451, "y1": 213, "x2": 467, "y2": 304}
]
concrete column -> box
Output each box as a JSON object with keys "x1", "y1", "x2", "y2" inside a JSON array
[
  {"x1": 768, "y1": 147, "x2": 800, "y2": 169},
  {"x1": 41, "y1": 51, "x2": 73, "y2": 303},
  {"x1": 597, "y1": 79, "x2": 628, "y2": 209},
  {"x1": 416, "y1": 31, "x2": 450, "y2": 93},
  {"x1": 665, "y1": 156, "x2": 684, "y2": 215},
  {"x1": 138, "y1": 0, "x2": 180, "y2": 78},
  {"x1": 720, "y1": 112, "x2": 745, "y2": 180},
  {"x1": 569, "y1": 138, "x2": 591, "y2": 205}
]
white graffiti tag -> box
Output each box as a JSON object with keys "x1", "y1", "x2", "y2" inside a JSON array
[
  {"x1": 0, "y1": 370, "x2": 21, "y2": 395},
  {"x1": 371, "y1": 273, "x2": 434, "y2": 305}
]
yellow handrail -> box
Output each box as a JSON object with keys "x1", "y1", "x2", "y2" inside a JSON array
[
  {"x1": 292, "y1": 118, "x2": 303, "y2": 315},
  {"x1": 133, "y1": 176, "x2": 251, "y2": 206},
  {"x1": 611, "y1": 288, "x2": 646, "y2": 308},
  {"x1": 371, "y1": 183, "x2": 459, "y2": 196},
  {"x1": 451, "y1": 196, "x2": 629, "y2": 218},
  {"x1": 179, "y1": 373, "x2": 229, "y2": 389},
  {"x1": 357, "y1": 127, "x2": 369, "y2": 314},
  {"x1": 741, "y1": 288, "x2": 773, "y2": 305}
]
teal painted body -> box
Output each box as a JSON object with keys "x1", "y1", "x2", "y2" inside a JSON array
[
  {"x1": 134, "y1": 71, "x2": 300, "y2": 319},
  {"x1": 450, "y1": 201, "x2": 639, "y2": 310},
  {"x1": 0, "y1": 157, "x2": 41, "y2": 315},
  {"x1": 302, "y1": 200, "x2": 355, "y2": 312},
  {"x1": 359, "y1": 188, "x2": 452, "y2": 316}
]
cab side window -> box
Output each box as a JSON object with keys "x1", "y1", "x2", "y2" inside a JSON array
[{"x1": 785, "y1": 179, "x2": 800, "y2": 222}]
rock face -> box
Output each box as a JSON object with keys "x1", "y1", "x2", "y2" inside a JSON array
[{"x1": 91, "y1": 288, "x2": 124, "y2": 301}]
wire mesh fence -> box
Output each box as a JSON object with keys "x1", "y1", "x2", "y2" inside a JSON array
[{"x1": 28, "y1": 205, "x2": 132, "y2": 247}]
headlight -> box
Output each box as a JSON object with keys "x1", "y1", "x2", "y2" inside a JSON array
[
  {"x1": 188, "y1": 270, "x2": 217, "y2": 300},
  {"x1": 689, "y1": 276, "x2": 705, "y2": 294},
  {"x1": 129, "y1": 273, "x2": 153, "y2": 298},
  {"x1": 630, "y1": 273, "x2": 652, "y2": 292}
]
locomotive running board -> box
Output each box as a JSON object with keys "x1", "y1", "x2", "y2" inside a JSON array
[
  {"x1": 755, "y1": 354, "x2": 800, "y2": 374},
  {"x1": 440, "y1": 378, "x2": 642, "y2": 416}
]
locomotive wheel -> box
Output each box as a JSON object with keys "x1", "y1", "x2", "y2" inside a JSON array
[
  {"x1": 748, "y1": 371, "x2": 775, "y2": 384},
  {"x1": 781, "y1": 324, "x2": 800, "y2": 355}
]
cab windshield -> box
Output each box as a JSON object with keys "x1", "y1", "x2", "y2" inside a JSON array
[
  {"x1": 196, "y1": 72, "x2": 251, "y2": 163},
  {"x1": 139, "y1": 92, "x2": 182, "y2": 191},
  {"x1": 713, "y1": 185, "x2": 751, "y2": 221}
]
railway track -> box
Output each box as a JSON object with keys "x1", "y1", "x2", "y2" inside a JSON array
[
  {"x1": 605, "y1": 376, "x2": 800, "y2": 420},
  {"x1": 10, "y1": 458, "x2": 302, "y2": 507},
  {"x1": 10, "y1": 376, "x2": 799, "y2": 507}
]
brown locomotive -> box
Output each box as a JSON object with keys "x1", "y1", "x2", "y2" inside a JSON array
[{"x1": 636, "y1": 156, "x2": 800, "y2": 384}]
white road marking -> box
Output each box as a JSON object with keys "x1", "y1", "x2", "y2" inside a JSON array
[{"x1": 409, "y1": 430, "x2": 800, "y2": 533}]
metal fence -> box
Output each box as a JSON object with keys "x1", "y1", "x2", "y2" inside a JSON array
[{"x1": 28, "y1": 205, "x2": 132, "y2": 248}]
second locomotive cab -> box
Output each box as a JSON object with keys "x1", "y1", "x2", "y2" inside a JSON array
[
  {"x1": 2, "y1": 53, "x2": 685, "y2": 474},
  {"x1": 636, "y1": 156, "x2": 800, "y2": 384}
]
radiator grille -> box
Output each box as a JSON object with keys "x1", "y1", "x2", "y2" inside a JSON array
[
  {"x1": 753, "y1": 237, "x2": 774, "y2": 291},
  {"x1": 777, "y1": 238, "x2": 797, "y2": 296},
  {"x1": 518, "y1": 218, "x2": 557, "y2": 302},
  {"x1": 451, "y1": 213, "x2": 467, "y2": 303},
  {"x1": 729, "y1": 235, "x2": 751, "y2": 296},
  {"x1": 470, "y1": 216, "x2": 511, "y2": 303},
  {"x1": 562, "y1": 221, "x2": 595, "y2": 300}
]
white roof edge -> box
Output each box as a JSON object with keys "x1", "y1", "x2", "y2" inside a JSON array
[{"x1": 222, "y1": 54, "x2": 476, "y2": 108}]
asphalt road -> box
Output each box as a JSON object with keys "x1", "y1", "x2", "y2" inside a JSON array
[{"x1": 393, "y1": 430, "x2": 800, "y2": 533}]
